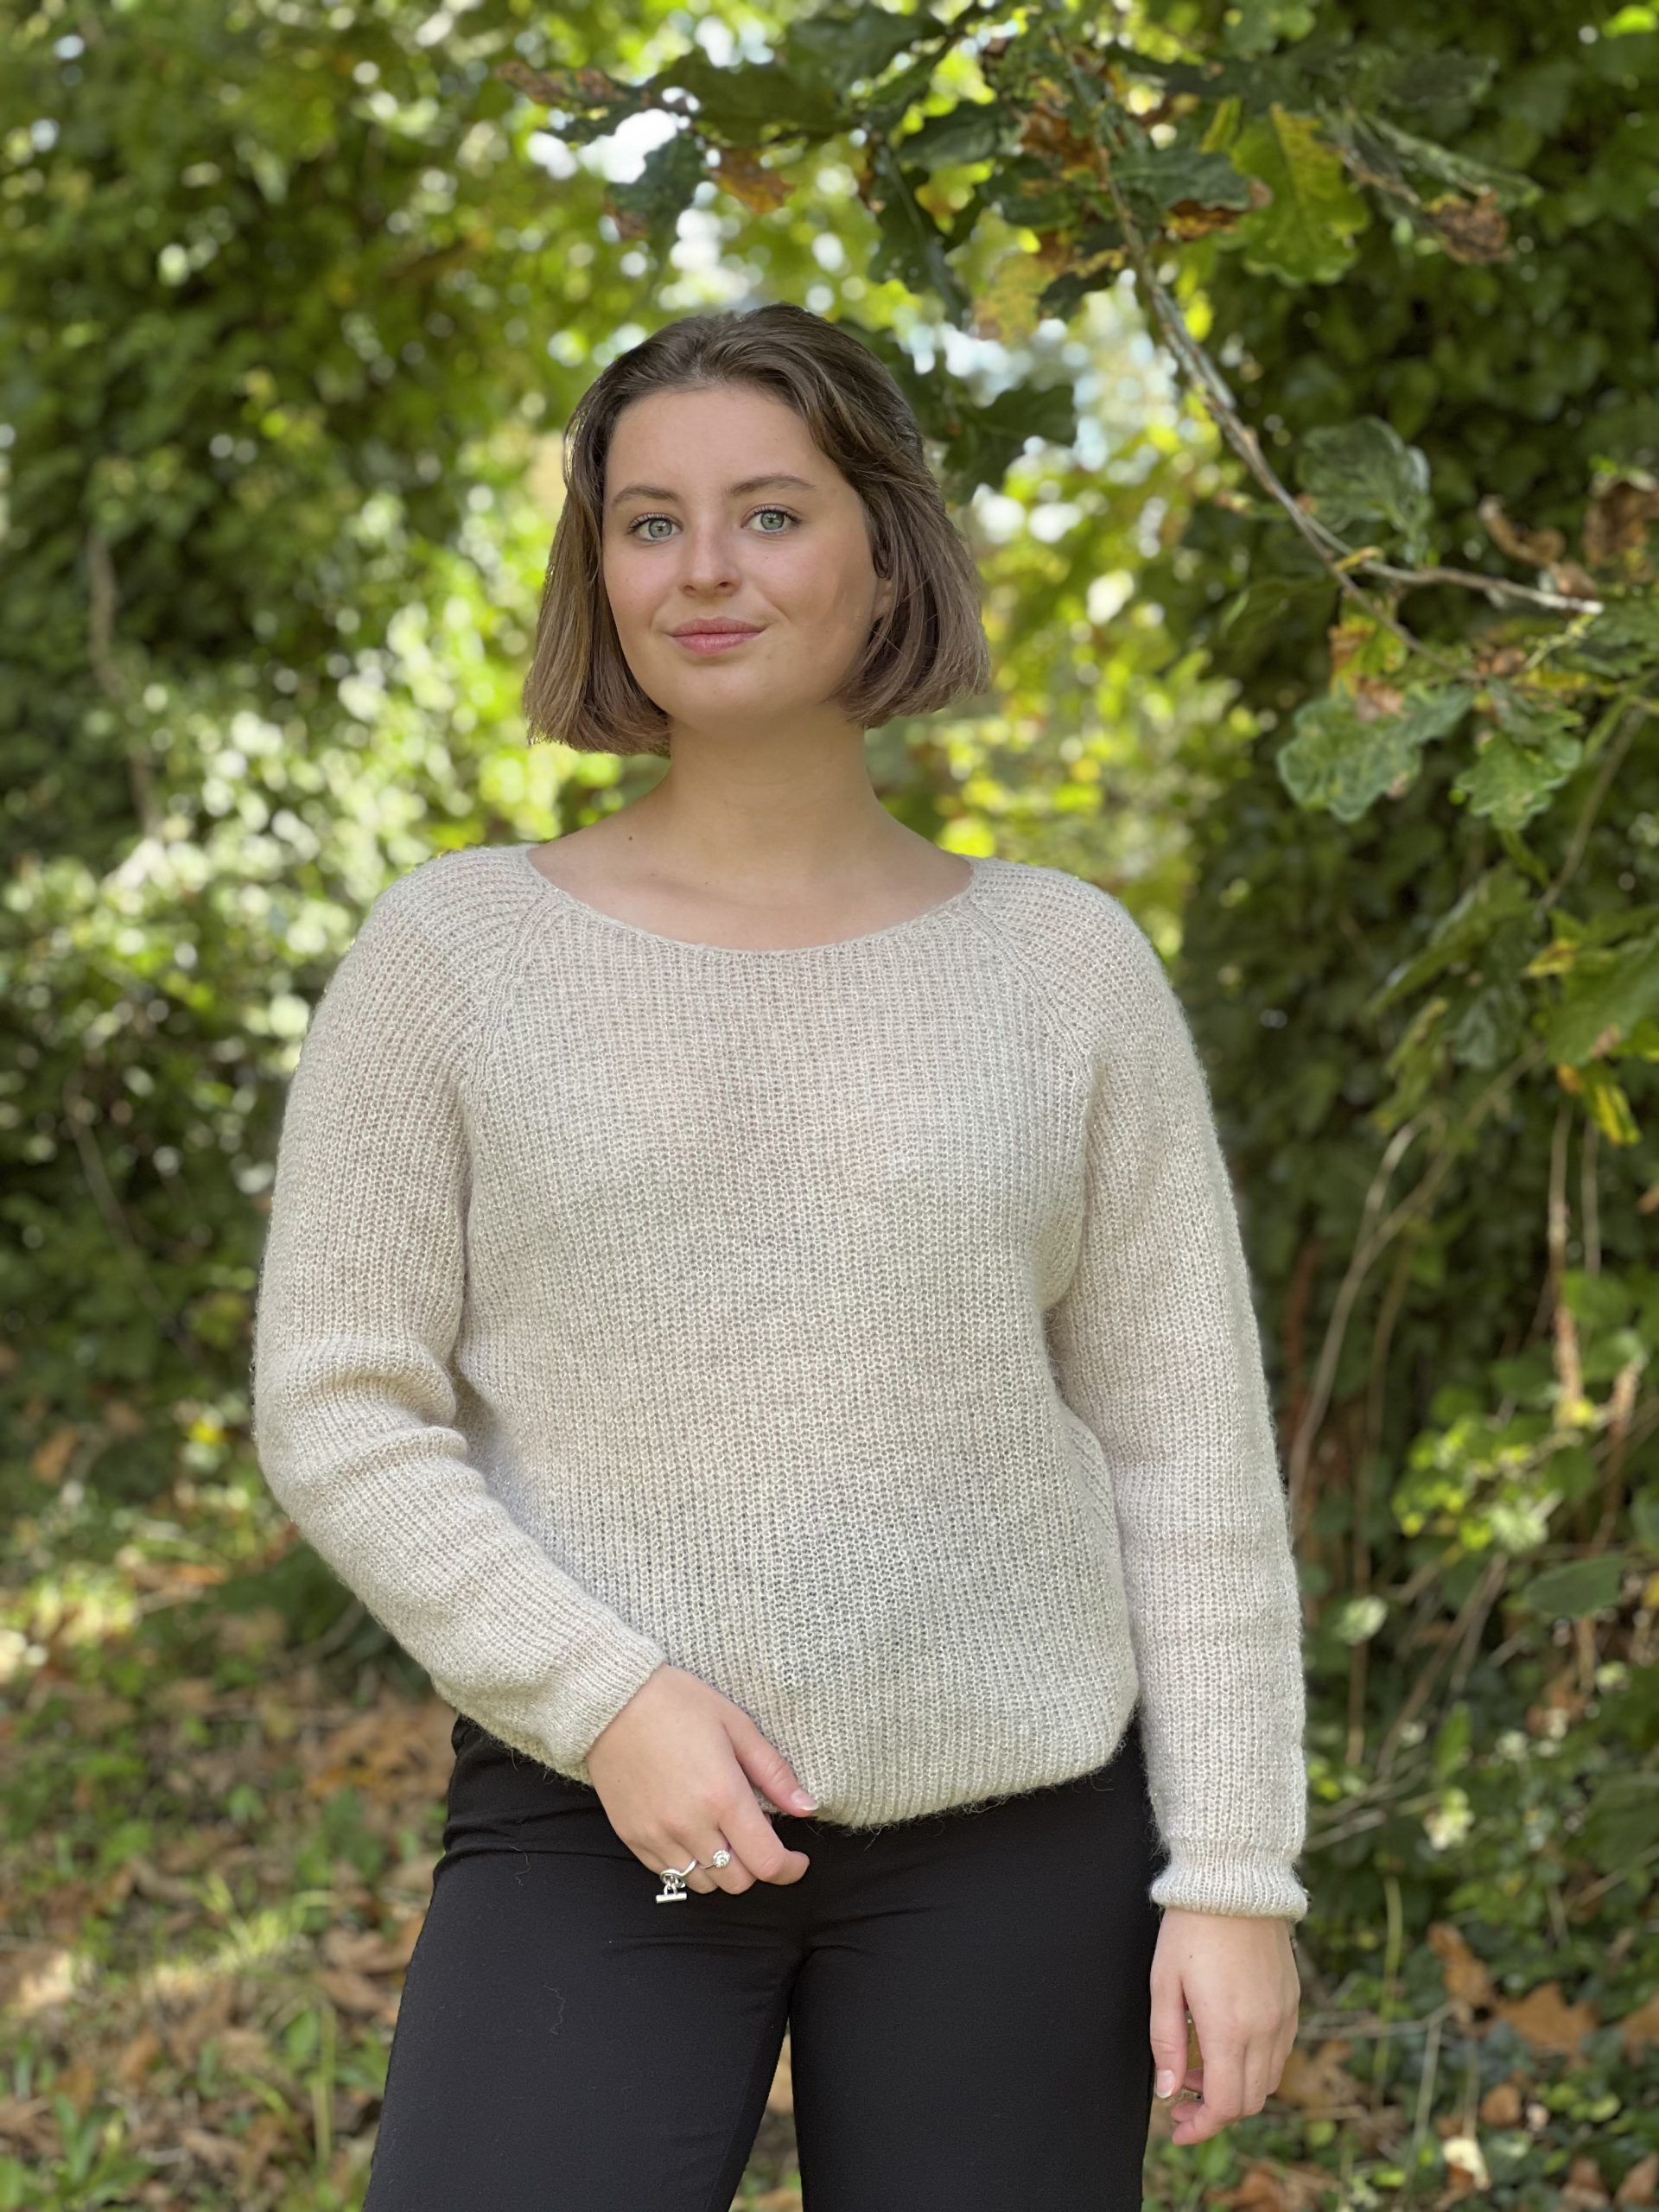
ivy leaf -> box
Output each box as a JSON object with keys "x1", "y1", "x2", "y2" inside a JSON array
[
  {"x1": 1277, "y1": 683, "x2": 1474, "y2": 820},
  {"x1": 1297, "y1": 417, "x2": 1434, "y2": 565},
  {"x1": 1226, "y1": 105, "x2": 1369, "y2": 283}
]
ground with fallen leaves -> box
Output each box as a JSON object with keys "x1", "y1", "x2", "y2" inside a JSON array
[{"x1": 3, "y1": 1531, "x2": 1656, "y2": 2210}]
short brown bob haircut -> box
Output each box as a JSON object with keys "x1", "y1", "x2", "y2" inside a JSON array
[{"x1": 520, "y1": 302, "x2": 994, "y2": 757}]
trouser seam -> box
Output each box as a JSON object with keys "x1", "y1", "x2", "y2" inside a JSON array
[{"x1": 698, "y1": 1977, "x2": 795, "y2": 2212}]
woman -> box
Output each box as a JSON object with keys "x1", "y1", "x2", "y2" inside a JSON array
[{"x1": 251, "y1": 301, "x2": 1309, "y2": 2209}]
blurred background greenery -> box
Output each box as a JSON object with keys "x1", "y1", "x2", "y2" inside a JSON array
[{"x1": 2, "y1": 0, "x2": 1656, "y2": 2205}]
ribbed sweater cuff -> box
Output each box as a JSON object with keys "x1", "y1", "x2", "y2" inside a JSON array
[
  {"x1": 1150, "y1": 1849, "x2": 1310, "y2": 1923},
  {"x1": 442, "y1": 1627, "x2": 667, "y2": 1777}
]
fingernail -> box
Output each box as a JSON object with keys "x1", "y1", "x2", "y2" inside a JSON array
[
  {"x1": 1155, "y1": 2069, "x2": 1175, "y2": 2098},
  {"x1": 792, "y1": 1790, "x2": 818, "y2": 1811}
]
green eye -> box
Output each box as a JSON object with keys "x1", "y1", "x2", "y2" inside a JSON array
[{"x1": 626, "y1": 506, "x2": 801, "y2": 540}]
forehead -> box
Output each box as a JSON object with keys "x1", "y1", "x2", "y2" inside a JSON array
[{"x1": 606, "y1": 384, "x2": 825, "y2": 488}]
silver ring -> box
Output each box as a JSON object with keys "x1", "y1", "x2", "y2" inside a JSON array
[
  {"x1": 709, "y1": 1847, "x2": 733, "y2": 1870},
  {"x1": 653, "y1": 1854, "x2": 699, "y2": 1905}
]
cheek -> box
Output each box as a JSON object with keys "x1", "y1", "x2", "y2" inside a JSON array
[{"x1": 602, "y1": 560, "x2": 653, "y2": 633}]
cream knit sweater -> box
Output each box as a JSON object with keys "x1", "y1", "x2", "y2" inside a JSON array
[{"x1": 251, "y1": 843, "x2": 1311, "y2": 1922}]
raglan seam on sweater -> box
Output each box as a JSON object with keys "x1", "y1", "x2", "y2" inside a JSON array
[
  {"x1": 957, "y1": 904, "x2": 1100, "y2": 1091},
  {"x1": 456, "y1": 886, "x2": 553, "y2": 1108}
]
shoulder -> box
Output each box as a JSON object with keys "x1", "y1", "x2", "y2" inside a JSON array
[
  {"x1": 969, "y1": 855, "x2": 1176, "y2": 1036},
  {"x1": 360, "y1": 842, "x2": 542, "y2": 974},
  {"x1": 372, "y1": 842, "x2": 537, "y2": 935},
  {"x1": 311, "y1": 844, "x2": 541, "y2": 1044}
]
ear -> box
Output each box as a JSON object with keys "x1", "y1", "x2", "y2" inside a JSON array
[{"x1": 872, "y1": 569, "x2": 897, "y2": 629}]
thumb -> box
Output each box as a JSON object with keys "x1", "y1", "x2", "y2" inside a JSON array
[
  {"x1": 726, "y1": 1714, "x2": 818, "y2": 1814},
  {"x1": 1148, "y1": 1980, "x2": 1191, "y2": 2100}
]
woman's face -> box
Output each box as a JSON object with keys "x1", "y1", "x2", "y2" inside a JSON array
[{"x1": 600, "y1": 382, "x2": 895, "y2": 744}]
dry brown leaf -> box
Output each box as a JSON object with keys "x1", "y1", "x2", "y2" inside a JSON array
[
  {"x1": 127, "y1": 1854, "x2": 200, "y2": 1904},
  {"x1": 154, "y1": 1676, "x2": 218, "y2": 1717},
  {"x1": 378, "y1": 1910, "x2": 425, "y2": 1968},
  {"x1": 1562, "y1": 2152, "x2": 1612, "y2": 2208},
  {"x1": 1616, "y1": 1987, "x2": 1659, "y2": 2063},
  {"x1": 0, "y1": 1942, "x2": 76, "y2": 2018},
  {"x1": 1226, "y1": 2161, "x2": 1295, "y2": 2211},
  {"x1": 215, "y1": 1606, "x2": 289, "y2": 1657},
  {"x1": 1615, "y1": 2150, "x2": 1658, "y2": 2207},
  {"x1": 317, "y1": 1965, "x2": 397, "y2": 2019},
  {"x1": 1273, "y1": 2039, "x2": 1366, "y2": 2113},
  {"x1": 178, "y1": 2124, "x2": 243, "y2": 2174},
  {"x1": 1494, "y1": 1981, "x2": 1598, "y2": 2059},
  {"x1": 214, "y1": 2025, "x2": 279, "y2": 2075},
  {"x1": 158, "y1": 1981, "x2": 237, "y2": 2070},
  {"x1": 322, "y1": 1923, "x2": 408, "y2": 1974},
  {"x1": 1428, "y1": 1922, "x2": 1497, "y2": 2015},
  {"x1": 0, "y1": 2094, "x2": 54, "y2": 2152},
  {"x1": 113, "y1": 2025, "x2": 165, "y2": 2088},
  {"x1": 1478, "y1": 2079, "x2": 1525, "y2": 2126}
]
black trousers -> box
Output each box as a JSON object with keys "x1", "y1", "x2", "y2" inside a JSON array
[{"x1": 365, "y1": 1709, "x2": 1165, "y2": 2211}]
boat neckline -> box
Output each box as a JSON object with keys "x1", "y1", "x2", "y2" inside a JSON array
[{"x1": 514, "y1": 843, "x2": 988, "y2": 957}]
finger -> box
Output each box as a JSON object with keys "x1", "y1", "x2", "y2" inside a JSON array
[
  {"x1": 1239, "y1": 2034, "x2": 1276, "y2": 2116},
  {"x1": 726, "y1": 1716, "x2": 817, "y2": 1815},
  {"x1": 1147, "y1": 1974, "x2": 1191, "y2": 2101},
  {"x1": 1188, "y1": 2039, "x2": 1246, "y2": 2138},
  {"x1": 695, "y1": 1828, "x2": 755, "y2": 1895},
  {"x1": 720, "y1": 1789, "x2": 810, "y2": 1885}
]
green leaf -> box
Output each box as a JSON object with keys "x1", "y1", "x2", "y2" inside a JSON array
[
  {"x1": 1227, "y1": 105, "x2": 1369, "y2": 283},
  {"x1": 604, "y1": 130, "x2": 709, "y2": 245},
  {"x1": 1224, "y1": 0, "x2": 1319, "y2": 58},
  {"x1": 1518, "y1": 1556, "x2": 1624, "y2": 1618},
  {"x1": 1370, "y1": 865, "x2": 1534, "y2": 1013},
  {"x1": 1297, "y1": 417, "x2": 1434, "y2": 564},
  {"x1": 1454, "y1": 691, "x2": 1584, "y2": 830},
  {"x1": 864, "y1": 142, "x2": 973, "y2": 326},
  {"x1": 1347, "y1": 111, "x2": 1541, "y2": 209},
  {"x1": 1109, "y1": 140, "x2": 1256, "y2": 225},
  {"x1": 649, "y1": 54, "x2": 844, "y2": 138},
  {"x1": 1545, "y1": 926, "x2": 1659, "y2": 1064},
  {"x1": 1580, "y1": 1770, "x2": 1659, "y2": 1876},
  {"x1": 1432, "y1": 1700, "x2": 1471, "y2": 1782},
  {"x1": 900, "y1": 100, "x2": 1011, "y2": 169},
  {"x1": 781, "y1": 2, "x2": 942, "y2": 98},
  {"x1": 1277, "y1": 683, "x2": 1474, "y2": 820},
  {"x1": 1559, "y1": 592, "x2": 1659, "y2": 679}
]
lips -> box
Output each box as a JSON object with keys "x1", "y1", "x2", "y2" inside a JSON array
[
  {"x1": 671, "y1": 625, "x2": 761, "y2": 638},
  {"x1": 671, "y1": 625, "x2": 763, "y2": 656}
]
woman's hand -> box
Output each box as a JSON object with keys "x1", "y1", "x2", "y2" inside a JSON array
[
  {"x1": 1149, "y1": 1908, "x2": 1301, "y2": 2145},
  {"x1": 585, "y1": 1664, "x2": 817, "y2": 1895}
]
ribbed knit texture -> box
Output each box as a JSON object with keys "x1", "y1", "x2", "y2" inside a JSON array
[{"x1": 251, "y1": 843, "x2": 1311, "y2": 1921}]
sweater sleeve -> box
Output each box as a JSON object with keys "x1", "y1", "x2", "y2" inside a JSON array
[
  {"x1": 251, "y1": 873, "x2": 669, "y2": 1770},
  {"x1": 1046, "y1": 906, "x2": 1311, "y2": 1922}
]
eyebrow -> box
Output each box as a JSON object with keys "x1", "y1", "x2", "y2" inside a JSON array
[{"x1": 607, "y1": 472, "x2": 819, "y2": 512}]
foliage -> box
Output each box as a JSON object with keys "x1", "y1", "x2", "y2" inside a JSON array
[{"x1": 3, "y1": 0, "x2": 1656, "y2": 2205}]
